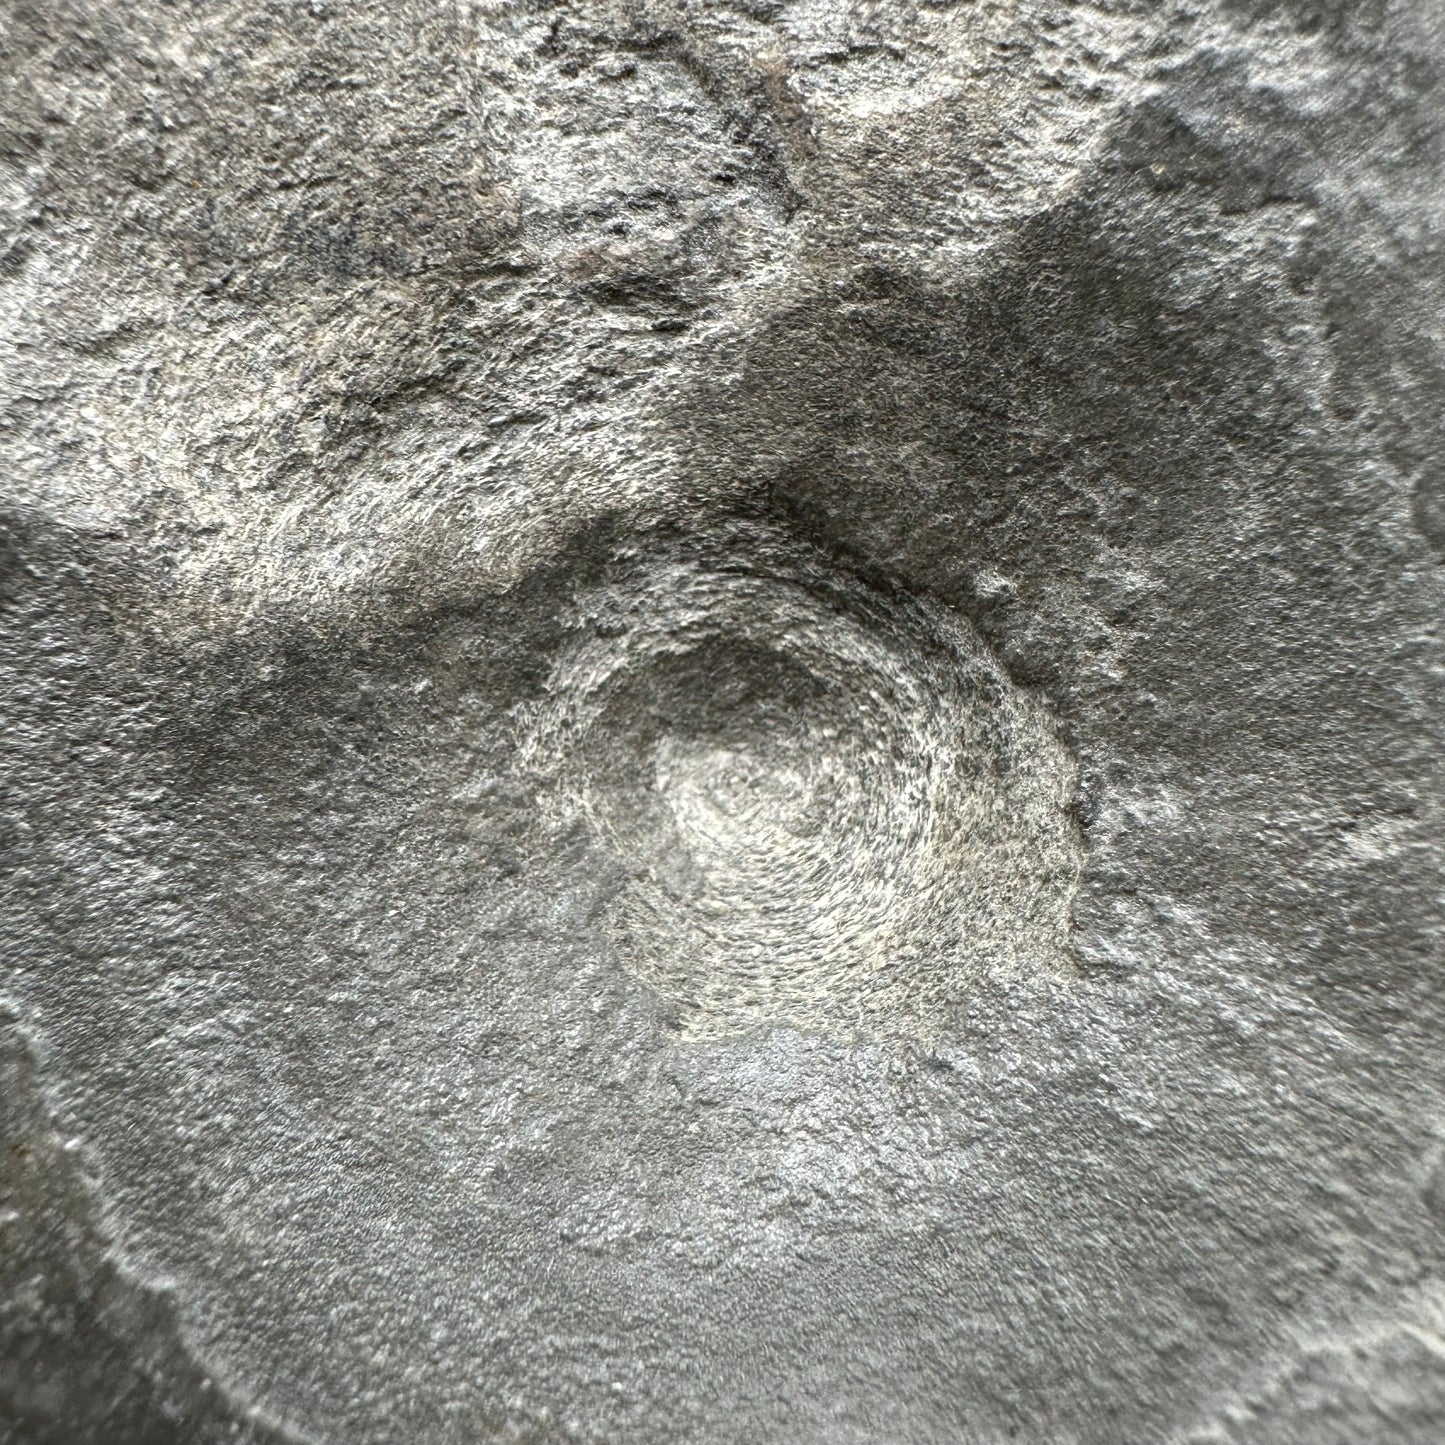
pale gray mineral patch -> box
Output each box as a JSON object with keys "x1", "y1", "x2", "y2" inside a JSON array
[{"x1": 2, "y1": 1, "x2": 1444, "y2": 1442}]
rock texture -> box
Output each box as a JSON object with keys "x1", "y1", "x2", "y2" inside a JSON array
[{"x1": 2, "y1": 1, "x2": 1444, "y2": 1442}]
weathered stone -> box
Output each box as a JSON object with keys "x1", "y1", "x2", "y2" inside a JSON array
[{"x1": 2, "y1": 2, "x2": 1443, "y2": 1441}]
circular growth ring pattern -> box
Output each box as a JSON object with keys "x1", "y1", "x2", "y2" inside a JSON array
[{"x1": 525, "y1": 527, "x2": 1081, "y2": 1037}]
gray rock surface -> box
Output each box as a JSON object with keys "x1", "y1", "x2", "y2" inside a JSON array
[{"x1": 2, "y1": 1, "x2": 1444, "y2": 1441}]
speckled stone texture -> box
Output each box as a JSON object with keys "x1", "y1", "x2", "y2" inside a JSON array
[{"x1": 2, "y1": 2, "x2": 1444, "y2": 1442}]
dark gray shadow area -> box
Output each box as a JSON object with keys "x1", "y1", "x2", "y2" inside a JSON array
[{"x1": 0, "y1": 1011, "x2": 296, "y2": 1445}]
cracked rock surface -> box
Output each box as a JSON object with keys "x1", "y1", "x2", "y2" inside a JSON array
[{"x1": 2, "y1": 1, "x2": 1444, "y2": 1441}]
